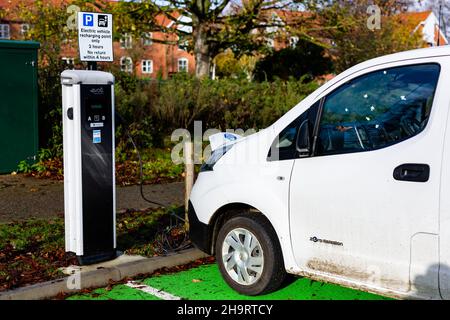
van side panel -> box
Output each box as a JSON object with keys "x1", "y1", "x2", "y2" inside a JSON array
[
  {"x1": 410, "y1": 233, "x2": 440, "y2": 299},
  {"x1": 289, "y1": 57, "x2": 449, "y2": 297},
  {"x1": 438, "y1": 61, "x2": 450, "y2": 299}
]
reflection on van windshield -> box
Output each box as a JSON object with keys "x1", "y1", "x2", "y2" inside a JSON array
[{"x1": 317, "y1": 64, "x2": 441, "y2": 156}]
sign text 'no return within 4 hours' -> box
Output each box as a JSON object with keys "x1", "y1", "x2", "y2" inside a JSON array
[{"x1": 78, "y1": 12, "x2": 114, "y2": 62}]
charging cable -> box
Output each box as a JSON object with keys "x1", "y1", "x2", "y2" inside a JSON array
[
  {"x1": 115, "y1": 111, "x2": 191, "y2": 253},
  {"x1": 115, "y1": 111, "x2": 167, "y2": 208}
]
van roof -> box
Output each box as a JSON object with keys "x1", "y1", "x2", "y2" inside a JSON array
[
  {"x1": 352, "y1": 45, "x2": 450, "y2": 70},
  {"x1": 317, "y1": 46, "x2": 450, "y2": 98}
]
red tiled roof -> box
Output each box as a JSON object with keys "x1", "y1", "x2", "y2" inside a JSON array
[
  {"x1": 396, "y1": 10, "x2": 447, "y2": 46},
  {"x1": 272, "y1": 9, "x2": 311, "y2": 22},
  {"x1": 396, "y1": 10, "x2": 433, "y2": 29},
  {"x1": 155, "y1": 11, "x2": 181, "y2": 28}
]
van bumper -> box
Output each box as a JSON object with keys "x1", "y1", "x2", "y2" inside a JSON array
[{"x1": 188, "y1": 201, "x2": 212, "y2": 255}]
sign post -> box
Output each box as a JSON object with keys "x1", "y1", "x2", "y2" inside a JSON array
[
  {"x1": 77, "y1": 12, "x2": 114, "y2": 68},
  {"x1": 62, "y1": 12, "x2": 116, "y2": 265}
]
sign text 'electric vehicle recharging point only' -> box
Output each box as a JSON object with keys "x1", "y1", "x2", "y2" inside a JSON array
[{"x1": 62, "y1": 70, "x2": 116, "y2": 265}]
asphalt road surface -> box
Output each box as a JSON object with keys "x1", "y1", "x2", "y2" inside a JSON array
[{"x1": 0, "y1": 174, "x2": 184, "y2": 223}]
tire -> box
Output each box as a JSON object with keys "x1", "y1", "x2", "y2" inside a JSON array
[{"x1": 215, "y1": 212, "x2": 287, "y2": 295}]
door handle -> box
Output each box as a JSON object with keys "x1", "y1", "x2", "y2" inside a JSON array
[{"x1": 393, "y1": 163, "x2": 430, "y2": 182}]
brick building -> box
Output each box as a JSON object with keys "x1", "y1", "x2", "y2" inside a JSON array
[
  {"x1": 0, "y1": 0, "x2": 447, "y2": 79},
  {"x1": 0, "y1": 0, "x2": 196, "y2": 78},
  {"x1": 107, "y1": 13, "x2": 196, "y2": 78},
  {"x1": 261, "y1": 9, "x2": 448, "y2": 51}
]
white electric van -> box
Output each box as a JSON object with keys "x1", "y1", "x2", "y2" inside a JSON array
[{"x1": 188, "y1": 46, "x2": 450, "y2": 299}]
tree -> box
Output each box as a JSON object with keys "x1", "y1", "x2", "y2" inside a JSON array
[
  {"x1": 214, "y1": 49, "x2": 258, "y2": 79},
  {"x1": 310, "y1": 0, "x2": 424, "y2": 72},
  {"x1": 110, "y1": 0, "x2": 309, "y2": 78},
  {"x1": 253, "y1": 38, "x2": 333, "y2": 81},
  {"x1": 13, "y1": 0, "x2": 104, "y2": 153}
]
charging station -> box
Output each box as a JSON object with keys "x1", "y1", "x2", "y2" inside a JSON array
[{"x1": 62, "y1": 70, "x2": 116, "y2": 265}]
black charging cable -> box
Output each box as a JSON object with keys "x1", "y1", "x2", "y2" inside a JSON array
[
  {"x1": 115, "y1": 111, "x2": 168, "y2": 208},
  {"x1": 115, "y1": 111, "x2": 191, "y2": 253}
]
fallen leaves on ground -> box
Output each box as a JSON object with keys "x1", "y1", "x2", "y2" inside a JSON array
[
  {"x1": 0, "y1": 242, "x2": 78, "y2": 292},
  {"x1": 0, "y1": 207, "x2": 188, "y2": 292},
  {"x1": 23, "y1": 148, "x2": 185, "y2": 186},
  {"x1": 26, "y1": 158, "x2": 64, "y2": 181}
]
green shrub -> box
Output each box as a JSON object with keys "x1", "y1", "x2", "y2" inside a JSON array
[
  {"x1": 254, "y1": 39, "x2": 333, "y2": 82},
  {"x1": 33, "y1": 72, "x2": 319, "y2": 168},
  {"x1": 135, "y1": 75, "x2": 320, "y2": 141}
]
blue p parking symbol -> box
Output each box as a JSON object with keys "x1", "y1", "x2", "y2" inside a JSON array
[{"x1": 83, "y1": 14, "x2": 94, "y2": 27}]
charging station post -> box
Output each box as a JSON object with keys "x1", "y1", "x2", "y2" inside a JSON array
[
  {"x1": 62, "y1": 70, "x2": 116, "y2": 265},
  {"x1": 61, "y1": 11, "x2": 115, "y2": 265}
]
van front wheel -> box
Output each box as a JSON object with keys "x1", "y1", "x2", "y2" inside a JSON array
[{"x1": 215, "y1": 213, "x2": 286, "y2": 295}]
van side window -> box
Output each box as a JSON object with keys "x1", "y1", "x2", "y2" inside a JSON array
[
  {"x1": 316, "y1": 64, "x2": 440, "y2": 156},
  {"x1": 268, "y1": 101, "x2": 319, "y2": 161}
]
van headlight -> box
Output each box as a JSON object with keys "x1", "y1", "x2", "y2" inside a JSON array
[{"x1": 200, "y1": 144, "x2": 234, "y2": 172}]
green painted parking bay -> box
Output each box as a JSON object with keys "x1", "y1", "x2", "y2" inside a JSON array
[{"x1": 68, "y1": 264, "x2": 392, "y2": 300}]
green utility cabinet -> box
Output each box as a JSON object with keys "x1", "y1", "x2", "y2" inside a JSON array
[{"x1": 0, "y1": 40, "x2": 40, "y2": 173}]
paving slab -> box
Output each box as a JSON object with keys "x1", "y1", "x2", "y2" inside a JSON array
[{"x1": 60, "y1": 252, "x2": 147, "y2": 275}]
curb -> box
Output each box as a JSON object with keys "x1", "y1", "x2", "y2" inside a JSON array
[{"x1": 0, "y1": 248, "x2": 209, "y2": 300}]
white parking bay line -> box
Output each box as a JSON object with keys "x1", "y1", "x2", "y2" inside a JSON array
[{"x1": 126, "y1": 281, "x2": 182, "y2": 300}]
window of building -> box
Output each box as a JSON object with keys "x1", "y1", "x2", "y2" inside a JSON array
[
  {"x1": 21, "y1": 24, "x2": 30, "y2": 37},
  {"x1": 0, "y1": 24, "x2": 10, "y2": 39},
  {"x1": 120, "y1": 56, "x2": 133, "y2": 73},
  {"x1": 142, "y1": 32, "x2": 153, "y2": 46},
  {"x1": 141, "y1": 60, "x2": 153, "y2": 74},
  {"x1": 316, "y1": 64, "x2": 441, "y2": 156},
  {"x1": 120, "y1": 33, "x2": 133, "y2": 49},
  {"x1": 178, "y1": 58, "x2": 188, "y2": 72},
  {"x1": 178, "y1": 35, "x2": 188, "y2": 51},
  {"x1": 289, "y1": 36, "x2": 299, "y2": 48}
]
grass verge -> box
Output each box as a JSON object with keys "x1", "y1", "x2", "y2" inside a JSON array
[{"x1": 0, "y1": 207, "x2": 186, "y2": 292}]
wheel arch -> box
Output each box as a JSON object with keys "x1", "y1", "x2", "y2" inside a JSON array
[{"x1": 208, "y1": 202, "x2": 282, "y2": 258}]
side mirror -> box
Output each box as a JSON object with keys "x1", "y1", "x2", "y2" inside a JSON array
[{"x1": 296, "y1": 120, "x2": 311, "y2": 157}]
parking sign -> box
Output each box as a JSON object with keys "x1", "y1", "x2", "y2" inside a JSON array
[
  {"x1": 78, "y1": 12, "x2": 113, "y2": 62},
  {"x1": 83, "y1": 13, "x2": 94, "y2": 27}
]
